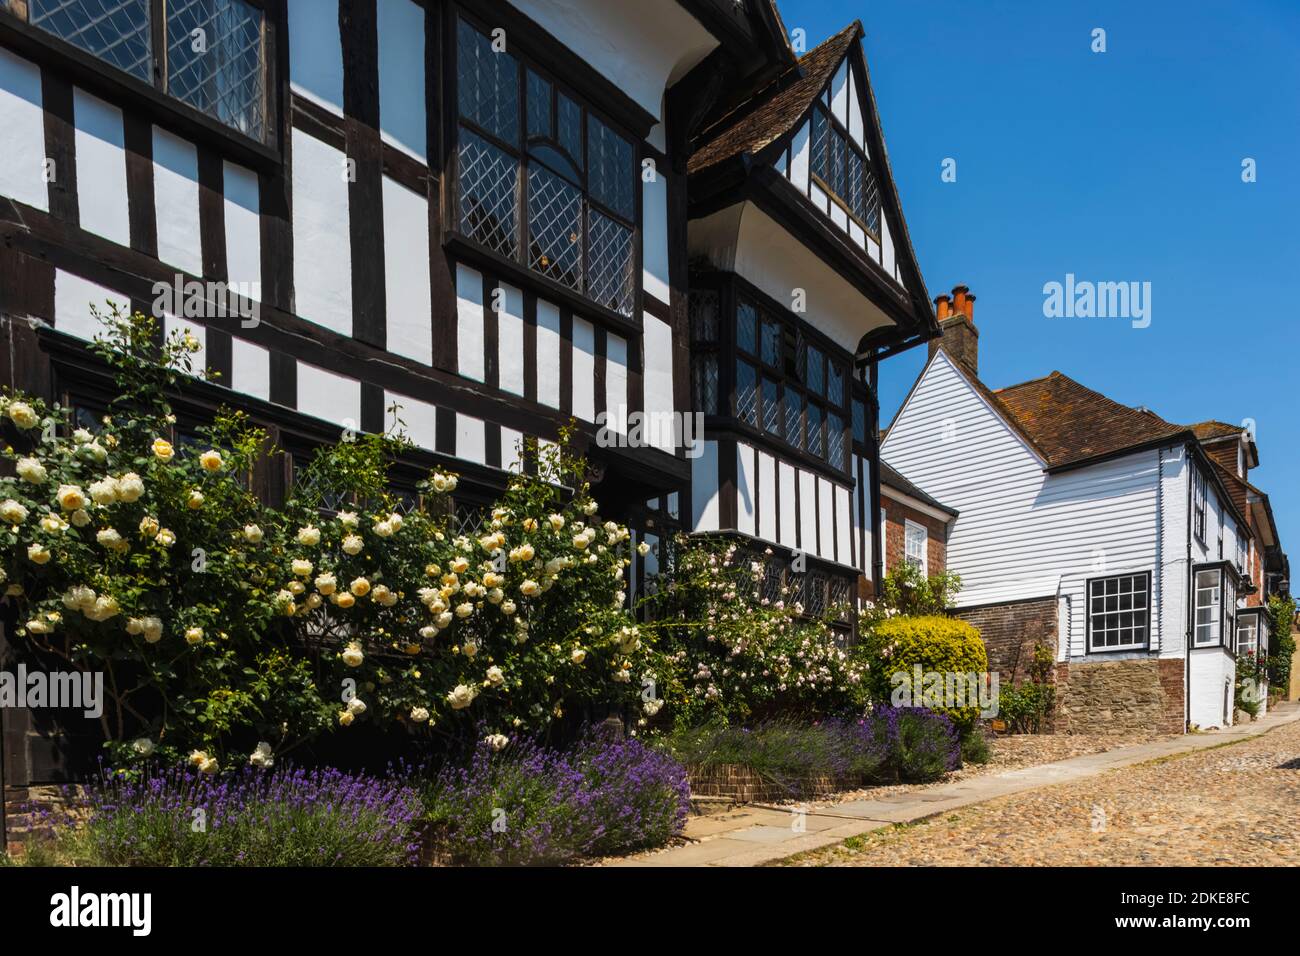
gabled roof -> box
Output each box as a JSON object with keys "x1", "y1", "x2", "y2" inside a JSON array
[
  {"x1": 881, "y1": 460, "x2": 957, "y2": 517},
  {"x1": 991, "y1": 370, "x2": 1189, "y2": 470},
  {"x1": 688, "y1": 23, "x2": 859, "y2": 175}
]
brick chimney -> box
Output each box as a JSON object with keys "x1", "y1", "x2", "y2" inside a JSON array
[{"x1": 927, "y1": 283, "x2": 979, "y2": 376}]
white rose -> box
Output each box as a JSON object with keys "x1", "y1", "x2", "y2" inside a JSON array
[
  {"x1": 199, "y1": 450, "x2": 224, "y2": 472},
  {"x1": 27, "y1": 543, "x2": 51, "y2": 565},
  {"x1": 486, "y1": 665, "x2": 504, "y2": 686},
  {"x1": 0, "y1": 499, "x2": 28, "y2": 524},
  {"x1": 446, "y1": 684, "x2": 476, "y2": 710},
  {"x1": 185, "y1": 627, "x2": 204, "y2": 645},
  {"x1": 155, "y1": 528, "x2": 176, "y2": 548},
  {"x1": 131, "y1": 738, "x2": 155, "y2": 756},
  {"x1": 410, "y1": 707, "x2": 430, "y2": 723},
  {"x1": 341, "y1": 642, "x2": 364, "y2": 667},
  {"x1": 520, "y1": 579, "x2": 540, "y2": 597},
  {"x1": 56, "y1": 485, "x2": 87, "y2": 512},
  {"x1": 138, "y1": 515, "x2": 159, "y2": 538},
  {"x1": 342, "y1": 534, "x2": 363, "y2": 555},
  {"x1": 70, "y1": 509, "x2": 91, "y2": 528},
  {"x1": 249, "y1": 741, "x2": 274, "y2": 769},
  {"x1": 337, "y1": 511, "x2": 359, "y2": 529},
  {"x1": 7, "y1": 401, "x2": 38, "y2": 429},
  {"x1": 455, "y1": 602, "x2": 473, "y2": 618},
  {"x1": 296, "y1": 526, "x2": 321, "y2": 546},
  {"x1": 571, "y1": 647, "x2": 587, "y2": 665},
  {"x1": 16, "y1": 457, "x2": 46, "y2": 483},
  {"x1": 116, "y1": 472, "x2": 144, "y2": 502},
  {"x1": 461, "y1": 639, "x2": 478, "y2": 657},
  {"x1": 243, "y1": 524, "x2": 264, "y2": 543},
  {"x1": 346, "y1": 697, "x2": 367, "y2": 715},
  {"x1": 484, "y1": 734, "x2": 509, "y2": 752},
  {"x1": 96, "y1": 528, "x2": 126, "y2": 553},
  {"x1": 141, "y1": 617, "x2": 164, "y2": 643},
  {"x1": 292, "y1": 558, "x2": 313, "y2": 577}
]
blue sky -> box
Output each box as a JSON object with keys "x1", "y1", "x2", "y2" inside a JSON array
[{"x1": 775, "y1": 0, "x2": 1300, "y2": 559}]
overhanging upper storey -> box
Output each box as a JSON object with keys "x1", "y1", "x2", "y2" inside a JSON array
[{"x1": 685, "y1": 21, "x2": 937, "y2": 362}]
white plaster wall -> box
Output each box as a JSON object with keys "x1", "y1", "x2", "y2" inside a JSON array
[
  {"x1": 73, "y1": 88, "x2": 129, "y2": 246},
  {"x1": 152, "y1": 126, "x2": 202, "y2": 276},
  {"x1": 291, "y1": 130, "x2": 352, "y2": 336},
  {"x1": 0, "y1": 48, "x2": 48, "y2": 211},
  {"x1": 382, "y1": 176, "x2": 432, "y2": 365}
]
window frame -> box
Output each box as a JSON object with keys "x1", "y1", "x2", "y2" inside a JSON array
[
  {"x1": 1085, "y1": 570, "x2": 1152, "y2": 654},
  {"x1": 1192, "y1": 465, "x2": 1208, "y2": 544},
  {"x1": 808, "y1": 100, "x2": 880, "y2": 240},
  {"x1": 1192, "y1": 561, "x2": 1240, "y2": 651},
  {"x1": 903, "y1": 518, "x2": 927, "y2": 575},
  {"x1": 1, "y1": 0, "x2": 274, "y2": 151},
  {"x1": 451, "y1": 11, "x2": 641, "y2": 322},
  {"x1": 692, "y1": 272, "x2": 852, "y2": 478}
]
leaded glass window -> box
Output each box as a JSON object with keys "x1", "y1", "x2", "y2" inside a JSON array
[
  {"x1": 809, "y1": 102, "x2": 880, "y2": 235},
  {"x1": 20, "y1": 0, "x2": 266, "y2": 139},
  {"x1": 457, "y1": 17, "x2": 637, "y2": 316}
]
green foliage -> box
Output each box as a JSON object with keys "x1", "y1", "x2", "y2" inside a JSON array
[
  {"x1": 1235, "y1": 649, "x2": 1264, "y2": 720},
  {"x1": 996, "y1": 642, "x2": 1057, "y2": 734},
  {"x1": 868, "y1": 563, "x2": 962, "y2": 619},
  {"x1": 860, "y1": 615, "x2": 989, "y2": 732},
  {"x1": 641, "y1": 537, "x2": 869, "y2": 730},
  {"x1": 1266, "y1": 595, "x2": 1296, "y2": 690}
]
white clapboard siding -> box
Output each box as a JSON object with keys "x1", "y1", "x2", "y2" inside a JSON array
[{"x1": 883, "y1": 350, "x2": 1165, "y2": 660}]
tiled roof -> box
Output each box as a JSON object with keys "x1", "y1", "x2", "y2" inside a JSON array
[
  {"x1": 991, "y1": 370, "x2": 1188, "y2": 470},
  {"x1": 1189, "y1": 420, "x2": 1244, "y2": 441},
  {"x1": 1211, "y1": 459, "x2": 1251, "y2": 524},
  {"x1": 881, "y1": 460, "x2": 957, "y2": 516},
  {"x1": 687, "y1": 22, "x2": 860, "y2": 175}
]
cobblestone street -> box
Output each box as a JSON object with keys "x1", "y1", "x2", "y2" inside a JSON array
[{"x1": 785, "y1": 715, "x2": 1300, "y2": 867}]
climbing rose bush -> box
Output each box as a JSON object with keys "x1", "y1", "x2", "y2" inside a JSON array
[{"x1": 642, "y1": 536, "x2": 869, "y2": 730}]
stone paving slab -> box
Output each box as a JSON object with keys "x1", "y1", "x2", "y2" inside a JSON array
[{"x1": 607, "y1": 703, "x2": 1300, "y2": 868}]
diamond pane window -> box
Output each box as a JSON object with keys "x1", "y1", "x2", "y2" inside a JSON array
[
  {"x1": 852, "y1": 398, "x2": 866, "y2": 445},
  {"x1": 31, "y1": 0, "x2": 152, "y2": 81},
  {"x1": 735, "y1": 360, "x2": 757, "y2": 426},
  {"x1": 526, "y1": 69, "x2": 551, "y2": 138},
  {"x1": 807, "y1": 345, "x2": 825, "y2": 396},
  {"x1": 762, "y1": 380, "x2": 781, "y2": 436},
  {"x1": 810, "y1": 104, "x2": 879, "y2": 234},
  {"x1": 692, "y1": 355, "x2": 718, "y2": 415},
  {"x1": 761, "y1": 317, "x2": 782, "y2": 368},
  {"x1": 166, "y1": 0, "x2": 265, "y2": 139},
  {"x1": 458, "y1": 130, "x2": 519, "y2": 257},
  {"x1": 557, "y1": 94, "x2": 583, "y2": 170},
  {"x1": 587, "y1": 208, "x2": 634, "y2": 316},
  {"x1": 457, "y1": 19, "x2": 519, "y2": 144},
  {"x1": 827, "y1": 362, "x2": 844, "y2": 406},
  {"x1": 691, "y1": 290, "x2": 718, "y2": 343},
  {"x1": 806, "y1": 404, "x2": 823, "y2": 457},
  {"x1": 736, "y1": 299, "x2": 757, "y2": 354},
  {"x1": 784, "y1": 389, "x2": 802, "y2": 448},
  {"x1": 827, "y1": 412, "x2": 845, "y2": 469},
  {"x1": 527, "y1": 162, "x2": 582, "y2": 290},
  {"x1": 810, "y1": 106, "x2": 829, "y2": 182},
  {"x1": 588, "y1": 115, "x2": 633, "y2": 219}
]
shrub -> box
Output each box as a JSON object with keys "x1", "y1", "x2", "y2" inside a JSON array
[
  {"x1": 870, "y1": 563, "x2": 962, "y2": 617},
  {"x1": 877, "y1": 706, "x2": 961, "y2": 782},
  {"x1": 667, "y1": 718, "x2": 891, "y2": 797},
  {"x1": 644, "y1": 537, "x2": 869, "y2": 730},
  {"x1": 862, "y1": 615, "x2": 989, "y2": 733},
  {"x1": 418, "y1": 730, "x2": 689, "y2": 865},
  {"x1": 76, "y1": 763, "x2": 421, "y2": 866},
  {"x1": 1266, "y1": 595, "x2": 1296, "y2": 690},
  {"x1": 960, "y1": 726, "x2": 991, "y2": 765}
]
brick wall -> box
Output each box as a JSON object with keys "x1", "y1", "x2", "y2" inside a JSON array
[
  {"x1": 1053, "y1": 658, "x2": 1185, "y2": 736},
  {"x1": 881, "y1": 497, "x2": 946, "y2": 576},
  {"x1": 954, "y1": 597, "x2": 1057, "y2": 681}
]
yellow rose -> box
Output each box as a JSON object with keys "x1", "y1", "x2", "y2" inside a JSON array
[{"x1": 152, "y1": 438, "x2": 175, "y2": 462}]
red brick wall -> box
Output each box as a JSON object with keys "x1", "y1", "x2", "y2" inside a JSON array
[
  {"x1": 881, "y1": 497, "x2": 946, "y2": 576},
  {"x1": 954, "y1": 597, "x2": 1058, "y2": 681}
]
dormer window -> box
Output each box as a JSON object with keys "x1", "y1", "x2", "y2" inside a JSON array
[
  {"x1": 455, "y1": 17, "x2": 637, "y2": 318},
  {"x1": 10, "y1": 0, "x2": 267, "y2": 140},
  {"x1": 810, "y1": 102, "x2": 879, "y2": 235}
]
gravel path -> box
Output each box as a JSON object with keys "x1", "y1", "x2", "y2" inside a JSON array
[{"x1": 783, "y1": 718, "x2": 1300, "y2": 867}]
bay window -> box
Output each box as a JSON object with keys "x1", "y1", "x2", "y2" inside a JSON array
[
  {"x1": 1086, "y1": 571, "x2": 1151, "y2": 652},
  {"x1": 8, "y1": 0, "x2": 267, "y2": 139},
  {"x1": 455, "y1": 17, "x2": 636, "y2": 317},
  {"x1": 1193, "y1": 562, "x2": 1239, "y2": 650}
]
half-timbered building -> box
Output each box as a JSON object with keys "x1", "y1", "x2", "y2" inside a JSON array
[{"x1": 0, "y1": 0, "x2": 937, "y2": 821}]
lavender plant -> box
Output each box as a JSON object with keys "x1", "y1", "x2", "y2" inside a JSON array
[{"x1": 76, "y1": 763, "x2": 422, "y2": 866}]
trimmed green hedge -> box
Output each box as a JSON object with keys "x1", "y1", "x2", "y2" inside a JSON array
[{"x1": 864, "y1": 615, "x2": 989, "y2": 732}]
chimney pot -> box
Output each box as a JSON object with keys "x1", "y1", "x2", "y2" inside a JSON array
[
  {"x1": 963, "y1": 293, "x2": 976, "y2": 320},
  {"x1": 934, "y1": 294, "x2": 951, "y2": 320},
  {"x1": 951, "y1": 284, "x2": 969, "y2": 315}
]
